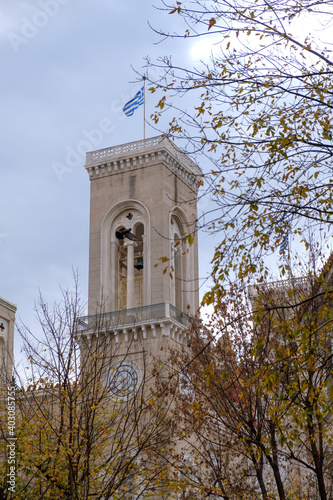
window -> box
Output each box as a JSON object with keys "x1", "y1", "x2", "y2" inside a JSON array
[{"x1": 100, "y1": 201, "x2": 150, "y2": 313}]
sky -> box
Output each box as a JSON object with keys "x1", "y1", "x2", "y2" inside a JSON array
[{"x1": 0, "y1": 0, "x2": 216, "y2": 362}]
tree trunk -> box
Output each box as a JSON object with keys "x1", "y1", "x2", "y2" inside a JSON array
[
  {"x1": 308, "y1": 416, "x2": 327, "y2": 500},
  {"x1": 252, "y1": 453, "x2": 268, "y2": 500},
  {"x1": 266, "y1": 421, "x2": 286, "y2": 500}
]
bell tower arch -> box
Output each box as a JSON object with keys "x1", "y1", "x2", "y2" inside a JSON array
[{"x1": 100, "y1": 199, "x2": 151, "y2": 312}]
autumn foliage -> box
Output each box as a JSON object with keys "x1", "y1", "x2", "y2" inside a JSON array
[
  {"x1": 147, "y1": 0, "x2": 333, "y2": 301},
  {"x1": 158, "y1": 262, "x2": 333, "y2": 499}
]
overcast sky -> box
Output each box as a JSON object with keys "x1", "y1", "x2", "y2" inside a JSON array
[{"x1": 0, "y1": 0, "x2": 215, "y2": 362}]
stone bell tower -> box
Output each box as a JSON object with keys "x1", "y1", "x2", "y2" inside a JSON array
[{"x1": 79, "y1": 136, "x2": 201, "y2": 385}]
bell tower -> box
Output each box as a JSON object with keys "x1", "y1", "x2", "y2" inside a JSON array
[{"x1": 79, "y1": 135, "x2": 201, "y2": 377}]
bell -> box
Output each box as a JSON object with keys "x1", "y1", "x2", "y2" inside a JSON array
[{"x1": 134, "y1": 257, "x2": 143, "y2": 270}]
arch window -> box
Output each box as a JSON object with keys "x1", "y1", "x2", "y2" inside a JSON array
[
  {"x1": 116, "y1": 222, "x2": 145, "y2": 311},
  {"x1": 170, "y1": 214, "x2": 186, "y2": 312},
  {"x1": 170, "y1": 207, "x2": 197, "y2": 315},
  {"x1": 101, "y1": 202, "x2": 150, "y2": 313},
  {"x1": 133, "y1": 223, "x2": 144, "y2": 308}
]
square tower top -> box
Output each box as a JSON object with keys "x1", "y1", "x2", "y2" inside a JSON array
[{"x1": 85, "y1": 135, "x2": 202, "y2": 191}]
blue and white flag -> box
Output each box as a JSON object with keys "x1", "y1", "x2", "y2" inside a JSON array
[
  {"x1": 123, "y1": 86, "x2": 144, "y2": 117},
  {"x1": 279, "y1": 234, "x2": 289, "y2": 253}
]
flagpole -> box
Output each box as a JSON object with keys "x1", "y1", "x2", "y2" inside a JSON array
[{"x1": 143, "y1": 76, "x2": 146, "y2": 140}]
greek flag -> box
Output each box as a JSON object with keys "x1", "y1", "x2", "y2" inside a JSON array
[
  {"x1": 123, "y1": 86, "x2": 144, "y2": 117},
  {"x1": 279, "y1": 234, "x2": 289, "y2": 253}
]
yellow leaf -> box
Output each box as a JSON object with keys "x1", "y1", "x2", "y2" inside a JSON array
[{"x1": 208, "y1": 18, "x2": 216, "y2": 30}]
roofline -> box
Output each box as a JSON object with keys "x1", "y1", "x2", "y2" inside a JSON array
[{"x1": 0, "y1": 297, "x2": 17, "y2": 313}]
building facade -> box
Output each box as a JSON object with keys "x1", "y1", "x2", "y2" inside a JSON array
[{"x1": 0, "y1": 297, "x2": 16, "y2": 385}]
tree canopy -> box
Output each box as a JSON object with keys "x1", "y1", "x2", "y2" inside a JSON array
[
  {"x1": 145, "y1": 5, "x2": 333, "y2": 493},
  {"x1": 159, "y1": 257, "x2": 333, "y2": 499},
  {"x1": 0, "y1": 284, "x2": 172, "y2": 500},
  {"x1": 147, "y1": 0, "x2": 333, "y2": 300}
]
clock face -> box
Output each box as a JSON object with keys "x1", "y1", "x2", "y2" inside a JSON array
[{"x1": 106, "y1": 361, "x2": 141, "y2": 397}]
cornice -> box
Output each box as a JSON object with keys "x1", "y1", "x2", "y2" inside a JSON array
[
  {"x1": 84, "y1": 136, "x2": 202, "y2": 191},
  {"x1": 0, "y1": 297, "x2": 17, "y2": 313},
  {"x1": 76, "y1": 317, "x2": 187, "y2": 346}
]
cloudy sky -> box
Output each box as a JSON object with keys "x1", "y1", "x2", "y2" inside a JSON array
[{"x1": 0, "y1": 0, "x2": 215, "y2": 360}]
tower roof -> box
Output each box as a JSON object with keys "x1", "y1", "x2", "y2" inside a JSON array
[
  {"x1": 85, "y1": 135, "x2": 202, "y2": 191},
  {"x1": 0, "y1": 296, "x2": 17, "y2": 313}
]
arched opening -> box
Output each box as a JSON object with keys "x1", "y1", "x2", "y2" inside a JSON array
[
  {"x1": 100, "y1": 202, "x2": 150, "y2": 313},
  {"x1": 171, "y1": 214, "x2": 186, "y2": 312},
  {"x1": 174, "y1": 232, "x2": 183, "y2": 311},
  {"x1": 133, "y1": 223, "x2": 144, "y2": 308},
  {"x1": 115, "y1": 223, "x2": 145, "y2": 311},
  {"x1": 116, "y1": 226, "x2": 127, "y2": 311},
  {"x1": 170, "y1": 208, "x2": 196, "y2": 314}
]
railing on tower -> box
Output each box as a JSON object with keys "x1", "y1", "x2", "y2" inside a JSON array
[
  {"x1": 85, "y1": 135, "x2": 202, "y2": 178},
  {"x1": 76, "y1": 302, "x2": 190, "y2": 332}
]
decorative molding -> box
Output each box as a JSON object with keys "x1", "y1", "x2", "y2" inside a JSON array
[
  {"x1": 248, "y1": 276, "x2": 311, "y2": 299},
  {"x1": 0, "y1": 297, "x2": 17, "y2": 313},
  {"x1": 76, "y1": 318, "x2": 188, "y2": 346},
  {"x1": 85, "y1": 136, "x2": 202, "y2": 191}
]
